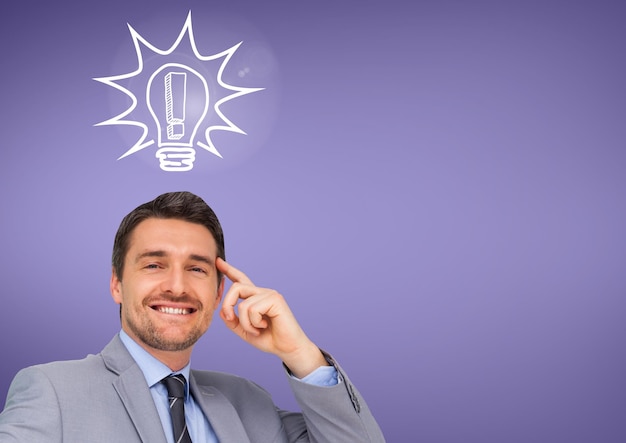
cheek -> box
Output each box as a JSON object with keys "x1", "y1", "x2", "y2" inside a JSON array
[
  {"x1": 199, "y1": 291, "x2": 221, "y2": 317},
  {"x1": 119, "y1": 280, "x2": 155, "y2": 306}
]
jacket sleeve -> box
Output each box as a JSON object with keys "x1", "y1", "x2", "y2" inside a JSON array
[
  {"x1": 0, "y1": 366, "x2": 63, "y2": 443},
  {"x1": 281, "y1": 353, "x2": 386, "y2": 443}
]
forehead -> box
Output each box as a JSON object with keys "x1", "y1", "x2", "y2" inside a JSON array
[{"x1": 128, "y1": 217, "x2": 217, "y2": 256}]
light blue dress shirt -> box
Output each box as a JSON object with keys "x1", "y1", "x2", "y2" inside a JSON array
[{"x1": 119, "y1": 330, "x2": 338, "y2": 443}]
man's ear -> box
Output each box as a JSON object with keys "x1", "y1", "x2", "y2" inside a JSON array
[{"x1": 110, "y1": 268, "x2": 123, "y2": 304}]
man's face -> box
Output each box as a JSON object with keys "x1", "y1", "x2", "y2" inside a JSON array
[{"x1": 110, "y1": 217, "x2": 224, "y2": 353}]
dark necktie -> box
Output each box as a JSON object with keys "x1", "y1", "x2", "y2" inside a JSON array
[{"x1": 162, "y1": 374, "x2": 193, "y2": 443}]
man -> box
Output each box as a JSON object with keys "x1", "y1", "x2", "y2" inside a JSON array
[{"x1": 0, "y1": 191, "x2": 385, "y2": 442}]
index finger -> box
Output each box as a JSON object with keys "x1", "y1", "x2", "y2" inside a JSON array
[{"x1": 216, "y1": 258, "x2": 254, "y2": 286}]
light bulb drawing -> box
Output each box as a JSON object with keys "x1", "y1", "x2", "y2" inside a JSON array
[{"x1": 94, "y1": 11, "x2": 263, "y2": 171}]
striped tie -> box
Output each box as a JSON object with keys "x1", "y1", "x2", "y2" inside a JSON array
[{"x1": 162, "y1": 374, "x2": 192, "y2": 443}]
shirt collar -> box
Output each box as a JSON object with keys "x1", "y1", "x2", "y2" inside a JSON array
[{"x1": 118, "y1": 329, "x2": 191, "y2": 397}]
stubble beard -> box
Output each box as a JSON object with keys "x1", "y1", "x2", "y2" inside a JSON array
[{"x1": 123, "y1": 304, "x2": 207, "y2": 352}]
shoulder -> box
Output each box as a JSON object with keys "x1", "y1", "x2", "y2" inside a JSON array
[
  {"x1": 15, "y1": 353, "x2": 105, "y2": 381},
  {"x1": 2, "y1": 355, "x2": 104, "y2": 420},
  {"x1": 13, "y1": 334, "x2": 136, "y2": 385},
  {"x1": 7, "y1": 351, "x2": 114, "y2": 402}
]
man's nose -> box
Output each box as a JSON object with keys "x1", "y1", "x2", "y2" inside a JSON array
[{"x1": 160, "y1": 268, "x2": 187, "y2": 295}]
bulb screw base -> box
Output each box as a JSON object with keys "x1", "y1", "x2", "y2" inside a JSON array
[{"x1": 155, "y1": 147, "x2": 196, "y2": 171}]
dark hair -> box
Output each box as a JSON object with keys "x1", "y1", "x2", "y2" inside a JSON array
[{"x1": 112, "y1": 191, "x2": 225, "y2": 283}]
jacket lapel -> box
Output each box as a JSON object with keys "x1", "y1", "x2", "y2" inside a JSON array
[
  {"x1": 190, "y1": 375, "x2": 251, "y2": 443},
  {"x1": 102, "y1": 336, "x2": 168, "y2": 443},
  {"x1": 101, "y1": 335, "x2": 252, "y2": 442}
]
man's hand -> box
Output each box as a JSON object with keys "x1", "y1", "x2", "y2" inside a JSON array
[{"x1": 216, "y1": 258, "x2": 328, "y2": 378}]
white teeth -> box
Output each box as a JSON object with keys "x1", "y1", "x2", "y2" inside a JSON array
[{"x1": 157, "y1": 306, "x2": 191, "y2": 315}]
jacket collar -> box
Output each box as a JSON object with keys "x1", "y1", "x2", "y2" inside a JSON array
[{"x1": 101, "y1": 335, "x2": 251, "y2": 443}]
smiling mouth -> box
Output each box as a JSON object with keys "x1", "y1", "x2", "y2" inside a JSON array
[{"x1": 152, "y1": 306, "x2": 196, "y2": 315}]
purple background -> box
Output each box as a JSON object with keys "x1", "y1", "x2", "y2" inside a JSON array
[{"x1": 1, "y1": 0, "x2": 625, "y2": 441}]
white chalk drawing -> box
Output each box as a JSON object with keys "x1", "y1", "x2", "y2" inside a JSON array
[
  {"x1": 163, "y1": 71, "x2": 187, "y2": 141},
  {"x1": 94, "y1": 11, "x2": 263, "y2": 171}
]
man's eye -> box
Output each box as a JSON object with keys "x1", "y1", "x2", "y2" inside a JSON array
[
  {"x1": 145, "y1": 264, "x2": 160, "y2": 269},
  {"x1": 191, "y1": 267, "x2": 207, "y2": 274}
]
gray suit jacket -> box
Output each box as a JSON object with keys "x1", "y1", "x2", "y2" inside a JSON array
[{"x1": 0, "y1": 335, "x2": 385, "y2": 442}]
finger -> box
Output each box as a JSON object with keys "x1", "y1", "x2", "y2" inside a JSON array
[
  {"x1": 216, "y1": 258, "x2": 254, "y2": 285},
  {"x1": 220, "y1": 282, "x2": 258, "y2": 321},
  {"x1": 219, "y1": 308, "x2": 240, "y2": 331},
  {"x1": 239, "y1": 298, "x2": 269, "y2": 331},
  {"x1": 220, "y1": 299, "x2": 262, "y2": 338},
  {"x1": 236, "y1": 299, "x2": 259, "y2": 336},
  {"x1": 249, "y1": 308, "x2": 268, "y2": 329},
  {"x1": 220, "y1": 309, "x2": 249, "y2": 340}
]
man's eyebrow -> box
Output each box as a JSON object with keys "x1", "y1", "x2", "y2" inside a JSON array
[
  {"x1": 133, "y1": 251, "x2": 214, "y2": 265},
  {"x1": 189, "y1": 254, "x2": 214, "y2": 265},
  {"x1": 134, "y1": 250, "x2": 167, "y2": 262}
]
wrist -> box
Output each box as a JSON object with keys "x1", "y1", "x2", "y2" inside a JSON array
[{"x1": 281, "y1": 342, "x2": 329, "y2": 379}]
